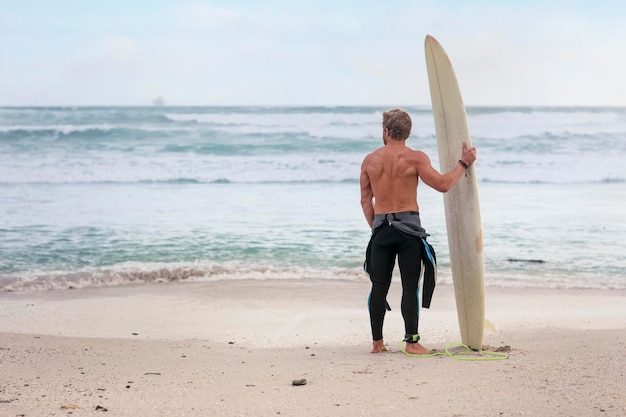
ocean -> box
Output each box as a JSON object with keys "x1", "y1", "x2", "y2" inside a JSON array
[{"x1": 1, "y1": 106, "x2": 625, "y2": 291}]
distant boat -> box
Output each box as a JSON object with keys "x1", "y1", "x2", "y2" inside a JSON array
[{"x1": 153, "y1": 96, "x2": 165, "y2": 106}]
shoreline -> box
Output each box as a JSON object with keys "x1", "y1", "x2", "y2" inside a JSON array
[
  {"x1": 1, "y1": 279, "x2": 625, "y2": 416},
  {"x1": 1, "y1": 280, "x2": 624, "y2": 343}
]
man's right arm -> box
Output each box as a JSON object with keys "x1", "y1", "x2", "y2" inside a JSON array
[{"x1": 416, "y1": 143, "x2": 476, "y2": 193}]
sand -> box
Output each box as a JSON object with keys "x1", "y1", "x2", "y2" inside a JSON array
[{"x1": 1, "y1": 279, "x2": 625, "y2": 416}]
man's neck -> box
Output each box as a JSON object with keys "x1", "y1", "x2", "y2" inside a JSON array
[{"x1": 385, "y1": 139, "x2": 407, "y2": 148}]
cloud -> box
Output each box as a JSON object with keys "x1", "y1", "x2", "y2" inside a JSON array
[
  {"x1": 407, "y1": 5, "x2": 626, "y2": 106},
  {"x1": 99, "y1": 35, "x2": 138, "y2": 61}
]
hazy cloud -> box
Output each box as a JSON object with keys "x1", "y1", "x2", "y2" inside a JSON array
[{"x1": 1, "y1": 1, "x2": 625, "y2": 106}]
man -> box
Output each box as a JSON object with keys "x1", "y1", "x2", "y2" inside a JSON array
[{"x1": 360, "y1": 108, "x2": 477, "y2": 354}]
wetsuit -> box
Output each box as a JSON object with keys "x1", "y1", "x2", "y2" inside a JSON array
[{"x1": 364, "y1": 211, "x2": 437, "y2": 342}]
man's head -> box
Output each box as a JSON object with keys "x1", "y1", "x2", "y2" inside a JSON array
[{"x1": 382, "y1": 108, "x2": 412, "y2": 141}]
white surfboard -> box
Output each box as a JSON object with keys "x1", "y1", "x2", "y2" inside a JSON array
[{"x1": 424, "y1": 35, "x2": 485, "y2": 350}]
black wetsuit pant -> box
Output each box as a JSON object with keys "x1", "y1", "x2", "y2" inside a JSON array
[{"x1": 368, "y1": 223, "x2": 423, "y2": 341}]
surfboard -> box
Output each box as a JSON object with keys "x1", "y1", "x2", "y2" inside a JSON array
[{"x1": 424, "y1": 35, "x2": 486, "y2": 350}]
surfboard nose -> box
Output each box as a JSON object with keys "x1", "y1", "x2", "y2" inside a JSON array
[{"x1": 425, "y1": 34, "x2": 440, "y2": 47}]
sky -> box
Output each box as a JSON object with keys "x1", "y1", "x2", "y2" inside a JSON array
[{"x1": 1, "y1": 0, "x2": 626, "y2": 106}]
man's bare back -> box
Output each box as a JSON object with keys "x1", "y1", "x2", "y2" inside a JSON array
[{"x1": 361, "y1": 140, "x2": 423, "y2": 215}]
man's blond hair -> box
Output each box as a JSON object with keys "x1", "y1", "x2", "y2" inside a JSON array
[{"x1": 382, "y1": 108, "x2": 412, "y2": 140}]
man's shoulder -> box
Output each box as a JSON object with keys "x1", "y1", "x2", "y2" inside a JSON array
[
  {"x1": 396, "y1": 146, "x2": 427, "y2": 161},
  {"x1": 407, "y1": 148, "x2": 429, "y2": 159}
]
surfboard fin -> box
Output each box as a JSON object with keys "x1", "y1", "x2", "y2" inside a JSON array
[{"x1": 484, "y1": 318, "x2": 497, "y2": 335}]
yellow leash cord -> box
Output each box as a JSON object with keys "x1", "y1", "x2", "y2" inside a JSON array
[{"x1": 399, "y1": 341, "x2": 508, "y2": 361}]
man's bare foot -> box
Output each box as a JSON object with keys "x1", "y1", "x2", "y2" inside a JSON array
[
  {"x1": 371, "y1": 340, "x2": 390, "y2": 353},
  {"x1": 404, "y1": 342, "x2": 430, "y2": 355}
]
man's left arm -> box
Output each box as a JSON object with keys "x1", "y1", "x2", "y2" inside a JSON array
[{"x1": 360, "y1": 163, "x2": 374, "y2": 229}]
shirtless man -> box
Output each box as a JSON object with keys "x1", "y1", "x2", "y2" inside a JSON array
[{"x1": 360, "y1": 108, "x2": 477, "y2": 354}]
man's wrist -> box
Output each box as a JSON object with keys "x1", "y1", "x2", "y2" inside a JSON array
[{"x1": 458, "y1": 159, "x2": 469, "y2": 169}]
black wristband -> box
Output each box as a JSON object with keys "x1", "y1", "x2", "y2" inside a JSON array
[{"x1": 458, "y1": 159, "x2": 469, "y2": 169}]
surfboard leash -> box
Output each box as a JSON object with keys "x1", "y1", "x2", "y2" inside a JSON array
[{"x1": 399, "y1": 341, "x2": 508, "y2": 361}]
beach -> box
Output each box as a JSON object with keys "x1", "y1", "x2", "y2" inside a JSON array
[{"x1": 1, "y1": 279, "x2": 624, "y2": 416}]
